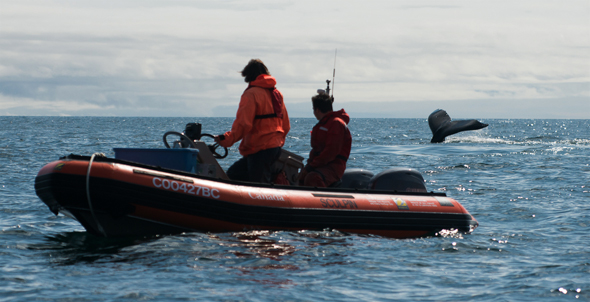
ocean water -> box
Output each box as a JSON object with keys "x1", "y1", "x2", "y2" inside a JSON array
[{"x1": 1, "y1": 116, "x2": 589, "y2": 301}]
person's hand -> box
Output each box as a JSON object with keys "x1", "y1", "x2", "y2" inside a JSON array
[{"x1": 214, "y1": 134, "x2": 225, "y2": 144}]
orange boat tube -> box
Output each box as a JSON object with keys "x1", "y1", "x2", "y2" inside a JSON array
[{"x1": 35, "y1": 155, "x2": 478, "y2": 238}]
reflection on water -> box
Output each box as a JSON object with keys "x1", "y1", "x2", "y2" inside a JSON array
[
  {"x1": 214, "y1": 230, "x2": 297, "y2": 260},
  {"x1": 33, "y1": 229, "x2": 355, "y2": 271},
  {"x1": 203, "y1": 230, "x2": 355, "y2": 288},
  {"x1": 31, "y1": 232, "x2": 157, "y2": 265},
  {"x1": 211, "y1": 229, "x2": 351, "y2": 261}
]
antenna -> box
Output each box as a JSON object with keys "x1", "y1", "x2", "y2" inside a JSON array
[
  {"x1": 317, "y1": 49, "x2": 338, "y2": 98},
  {"x1": 331, "y1": 49, "x2": 337, "y2": 98}
]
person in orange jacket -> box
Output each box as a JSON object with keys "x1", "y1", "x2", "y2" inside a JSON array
[
  {"x1": 214, "y1": 59, "x2": 290, "y2": 183},
  {"x1": 298, "y1": 93, "x2": 351, "y2": 187}
]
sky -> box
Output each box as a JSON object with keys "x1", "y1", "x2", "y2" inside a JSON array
[{"x1": 1, "y1": 0, "x2": 589, "y2": 118}]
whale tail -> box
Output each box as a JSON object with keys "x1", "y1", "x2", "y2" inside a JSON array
[{"x1": 428, "y1": 109, "x2": 488, "y2": 143}]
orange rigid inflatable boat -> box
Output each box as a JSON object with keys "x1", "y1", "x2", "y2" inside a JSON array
[{"x1": 34, "y1": 127, "x2": 478, "y2": 239}]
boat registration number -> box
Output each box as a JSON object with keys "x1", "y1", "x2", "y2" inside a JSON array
[{"x1": 152, "y1": 177, "x2": 220, "y2": 199}]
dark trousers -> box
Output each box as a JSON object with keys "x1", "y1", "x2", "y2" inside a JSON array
[
  {"x1": 226, "y1": 147, "x2": 281, "y2": 183},
  {"x1": 302, "y1": 166, "x2": 340, "y2": 188}
]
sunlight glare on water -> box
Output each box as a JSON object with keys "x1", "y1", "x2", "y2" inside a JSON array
[{"x1": 0, "y1": 116, "x2": 588, "y2": 301}]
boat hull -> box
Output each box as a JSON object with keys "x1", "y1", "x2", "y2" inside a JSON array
[{"x1": 35, "y1": 156, "x2": 478, "y2": 238}]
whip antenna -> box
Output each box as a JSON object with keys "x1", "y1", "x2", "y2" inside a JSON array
[
  {"x1": 331, "y1": 49, "x2": 337, "y2": 98},
  {"x1": 318, "y1": 49, "x2": 338, "y2": 99}
]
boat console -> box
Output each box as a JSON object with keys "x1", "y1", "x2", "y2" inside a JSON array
[
  {"x1": 115, "y1": 122, "x2": 304, "y2": 185},
  {"x1": 113, "y1": 122, "x2": 429, "y2": 192}
]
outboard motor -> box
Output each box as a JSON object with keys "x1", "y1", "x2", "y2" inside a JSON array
[
  {"x1": 339, "y1": 169, "x2": 374, "y2": 189},
  {"x1": 184, "y1": 123, "x2": 202, "y2": 141},
  {"x1": 368, "y1": 168, "x2": 427, "y2": 192},
  {"x1": 171, "y1": 123, "x2": 202, "y2": 148}
]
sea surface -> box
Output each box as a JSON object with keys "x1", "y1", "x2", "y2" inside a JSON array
[{"x1": 1, "y1": 116, "x2": 589, "y2": 301}]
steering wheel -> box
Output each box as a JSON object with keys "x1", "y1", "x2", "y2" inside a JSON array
[
  {"x1": 199, "y1": 133, "x2": 228, "y2": 159},
  {"x1": 163, "y1": 131, "x2": 198, "y2": 149}
]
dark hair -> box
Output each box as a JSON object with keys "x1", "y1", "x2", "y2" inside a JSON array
[
  {"x1": 241, "y1": 59, "x2": 270, "y2": 82},
  {"x1": 311, "y1": 94, "x2": 334, "y2": 113}
]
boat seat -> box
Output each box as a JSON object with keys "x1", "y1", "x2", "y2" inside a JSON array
[
  {"x1": 192, "y1": 141, "x2": 229, "y2": 180},
  {"x1": 271, "y1": 149, "x2": 304, "y2": 185}
]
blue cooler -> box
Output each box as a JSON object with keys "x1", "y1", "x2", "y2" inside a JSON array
[{"x1": 113, "y1": 148, "x2": 199, "y2": 173}]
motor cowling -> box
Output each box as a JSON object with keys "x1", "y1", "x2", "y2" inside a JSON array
[
  {"x1": 339, "y1": 168, "x2": 374, "y2": 189},
  {"x1": 368, "y1": 168, "x2": 427, "y2": 192},
  {"x1": 172, "y1": 123, "x2": 202, "y2": 148},
  {"x1": 184, "y1": 123, "x2": 202, "y2": 141}
]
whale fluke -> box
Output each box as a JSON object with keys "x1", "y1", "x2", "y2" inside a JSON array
[{"x1": 428, "y1": 109, "x2": 488, "y2": 143}]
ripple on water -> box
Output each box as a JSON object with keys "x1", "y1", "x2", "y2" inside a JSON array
[{"x1": 1, "y1": 117, "x2": 589, "y2": 301}]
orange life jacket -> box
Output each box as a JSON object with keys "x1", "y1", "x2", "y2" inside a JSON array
[{"x1": 219, "y1": 75, "x2": 290, "y2": 156}]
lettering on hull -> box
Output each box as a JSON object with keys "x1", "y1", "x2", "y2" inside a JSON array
[
  {"x1": 248, "y1": 191, "x2": 286, "y2": 201},
  {"x1": 368, "y1": 200, "x2": 393, "y2": 206},
  {"x1": 152, "y1": 177, "x2": 220, "y2": 199},
  {"x1": 320, "y1": 198, "x2": 358, "y2": 209}
]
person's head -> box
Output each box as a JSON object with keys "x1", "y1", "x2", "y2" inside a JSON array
[
  {"x1": 311, "y1": 93, "x2": 334, "y2": 120},
  {"x1": 241, "y1": 59, "x2": 270, "y2": 83}
]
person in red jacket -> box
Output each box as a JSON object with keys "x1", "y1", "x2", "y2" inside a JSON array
[
  {"x1": 215, "y1": 59, "x2": 290, "y2": 183},
  {"x1": 299, "y1": 93, "x2": 351, "y2": 187}
]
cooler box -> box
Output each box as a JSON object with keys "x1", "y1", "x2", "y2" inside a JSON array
[{"x1": 113, "y1": 148, "x2": 199, "y2": 173}]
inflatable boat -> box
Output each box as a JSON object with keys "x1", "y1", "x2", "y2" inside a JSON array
[{"x1": 34, "y1": 125, "x2": 478, "y2": 239}]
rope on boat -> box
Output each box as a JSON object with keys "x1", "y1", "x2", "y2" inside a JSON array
[{"x1": 87, "y1": 153, "x2": 107, "y2": 237}]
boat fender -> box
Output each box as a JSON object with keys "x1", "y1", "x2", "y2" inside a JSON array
[{"x1": 368, "y1": 168, "x2": 427, "y2": 192}]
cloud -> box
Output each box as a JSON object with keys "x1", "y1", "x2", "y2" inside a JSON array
[{"x1": 0, "y1": 0, "x2": 588, "y2": 117}]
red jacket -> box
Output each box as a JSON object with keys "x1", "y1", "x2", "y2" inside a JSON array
[
  {"x1": 220, "y1": 75, "x2": 290, "y2": 156},
  {"x1": 307, "y1": 109, "x2": 351, "y2": 178}
]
